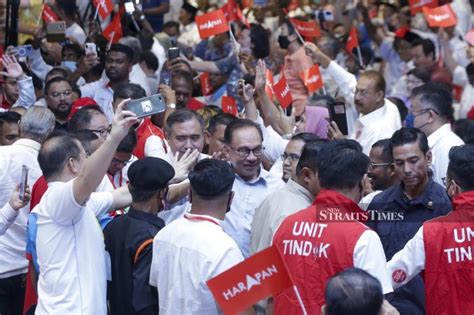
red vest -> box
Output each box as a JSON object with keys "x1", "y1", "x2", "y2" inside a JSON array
[
  {"x1": 272, "y1": 190, "x2": 370, "y2": 314},
  {"x1": 133, "y1": 118, "x2": 166, "y2": 159},
  {"x1": 423, "y1": 191, "x2": 474, "y2": 315}
]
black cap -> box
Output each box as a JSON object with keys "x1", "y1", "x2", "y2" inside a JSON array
[
  {"x1": 182, "y1": 0, "x2": 199, "y2": 14},
  {"x1": 127, "y1": 157, "x2": 175, "y2": 191}
]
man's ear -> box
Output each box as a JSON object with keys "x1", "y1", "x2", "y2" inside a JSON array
[
  {"x1": 223, "y1": 144, "x2": 230, "y2": 155},
  {"x1": 204, "y1": 130, "x2": 211, "y2": 145},
  {"x1": 376, "y1": 90, "x2": 384, "y2": 104},
  {"x1": 301, "y1": 167, "x2": 312, "y2": 184},
  {"x1": 426, "y1": 150, "x2": 432, "y2": 165}
]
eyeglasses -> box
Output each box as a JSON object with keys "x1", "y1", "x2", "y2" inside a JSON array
[
  {"x1": 90, "y1": 127, "x2": 111, "y2": 137},
  {"x1": 354, "y1": 88, "x2": 374, "y2": 97},
  {"x1": 49, "y1": 90, "x2": 72, "y2": 98},
  {"x1": 111, "y1": 157, "x2": 132, "y2": 165},
  {"x1": 411, "y1": 108, "x2": 439, "y2": 117},
  {"x1": 230, "y1": 145, "x2": 265, "y2": 158},
  {"x1": 370, "y1": 162, "x2": 391, "y2": 169},
  {"x1": 281, "y1": 153, "x2": 300, "y2": 161}
]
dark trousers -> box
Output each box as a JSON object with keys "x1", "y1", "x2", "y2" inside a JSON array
[{"x1": 0, "y1": 274, "x2": 26, "y2": 315}]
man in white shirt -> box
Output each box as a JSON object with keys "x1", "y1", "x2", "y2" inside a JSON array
[
  {"x1": 30, "y1": 102, "x2": 138, "y2": 314},
  {"x1": 81, "y1": 44, "x2": 134, "y2": 122},
  {"x1": 177, "y1": 1, "x2": 200, "y2": 48},
  {"x1": 150, "y1": 159, "x2": 244, "y2": 315},
  {"x1": 0, "y1": 107, "x2": 55, "y2": 315},
  {"x1": 222, "y1": 119, "x2": 285, "y2": 257},
  {"x1": 409, "y1": 82, "x2": 464, "y2": 187},
  {"x1": 53, "y1": 0, "x2": 87, "y2": 45},
  {"x1": 118, "y1": 37, "x2": 152, "y2": 96}
]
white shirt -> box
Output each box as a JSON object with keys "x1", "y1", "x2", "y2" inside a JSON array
[
  {"x1": 379, "y1": 37, "x2": 408, "y2": 95},
  {"x1": 130, "y1": 64, "x2": 151, "y2": 96},
  {"x1": 223, "y1": 169, "x2": 285, "y2": 257},
  {"x1": 350, "y1": 100, "x2": 402, "y2": 155},
  {"x1": 0, "y1": 139, "x2": 42, "y2": 278},
  {"x1": 428, "y1": 123, "x2": 465, "y2": 187},
  {"x1": 80, "y1": 80, "x2": 115, "y2": 122},
  {"x1": 65, "y1": 23, "x2": 87, "y2": 45},
  {"x1": 453, "y1": 65, "x2": 474, "y2": 119},
  {"x1": 32, "y1": 179, "x2": 112, "y2": 315},
  {"x1": 150, "y1": 214, "x2": 244, "y2": 315},
  {"x1": 178, "y1": 22, "x2": 201, "y2": 48}
]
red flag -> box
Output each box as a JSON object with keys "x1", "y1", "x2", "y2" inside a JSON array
[
  {"x1": 221, "y1": 96, "x2": 238, "y2": 116},
  {"x1": 465, "y1": 29, "x2": 474, "y2": 46},
  {"x1": 423, "y1": 4, "x2": 457, "y2": 28},
  {"x1": 290, "y1": 18, "x2": 321, "y2": 38},
  {"x1": 409, "y1": 0, "x2": 438, "y2": 15},
  {"x1": 272, "y1": 74, "x2": 293, "y2": 109},
  {"x1": 265, "y1": 69, "x2": 274, "y2": 100},
  {"x1": 345, "y1": 27, "x2": 359, "y2": 54},
  {"x1": 196, "y1": 9, "x2": 230, "y2": 39},
  {"x1": 93, "y1": 0, "x2": 114, "y2": 20},
  {"x1": 287, "y1": 0, "x2": 299, "y2": 11},
  {"x1": 103, "y1": 14, "x2": 122, "y2": 44},
  {"x1": 199, "y1": 73, "x2": 212, "y2": 96},
  {"x1": 207, "y1": 246, "x2": 293, "y2": 314},
  {"x1": 41, "y1": 4, "x2": 59, "y2": 24},
  {"x1": 187, "y1": 98, "x2": 206, "y2": 110},
  {"x1": 222, "y1": 0, "x2": 249, "y2": 28},
  {"x1": 299, "y1": 64, "x2": 324, "y2": 93}
]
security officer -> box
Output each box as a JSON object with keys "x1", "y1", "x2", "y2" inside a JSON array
[{"x1": 104, "y1": 157, "x2": 175, "y2": 315}]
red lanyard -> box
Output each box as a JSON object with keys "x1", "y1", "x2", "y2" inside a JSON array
[{"x1": 184, "y1": 213, "x2": 221, "y2": 227}]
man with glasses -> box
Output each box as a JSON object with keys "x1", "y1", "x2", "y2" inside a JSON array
[
  {"x1": 44, "y1": 77, "x2": 76, "y2": 131},
  {"x1": 408, "y1": 82, "x2": 464, "y2": 187},
  {"x1": 107, "y1": 129, "x2": 137, "y2": 189},
  {"x1": 368, "y1": 127, "x2": 451, "y2": 314},
  {"x1": 222, "y1": 119, "x2": 284, "y2": 257},
  {"x1": 68, "y1": 105, "x2": 112, "y2": 143}
]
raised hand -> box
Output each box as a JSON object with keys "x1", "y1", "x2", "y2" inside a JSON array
[
  {"x1": 109, "y1": 99, "x2": 139, "y2": 143},
  {"x1": 0, "y1": 55, "x2": 25, "y2": 80},
  {"x1": 9, "y1": 184, "x2": 31, "y2": 210}
]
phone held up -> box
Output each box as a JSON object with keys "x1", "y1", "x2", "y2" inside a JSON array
[
  {"x1": 328, "y1": 101, "x2": 349, "y2": 136},
  {"x1": 125, "y1": 94, "x2": 167, "y2": 119},
  {"x1": 19, "y1": 165, "x2": 29, "y2": 202}
]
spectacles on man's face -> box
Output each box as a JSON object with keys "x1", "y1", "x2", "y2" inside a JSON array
[
  {"x1": 111, "y1": 157, "x2": 132, "y2": 165},
  {"x1": 90, "y1": 126, "x2": 111, "y2": 138},
  {"x1": 369, "y1": 162, "x2": 391, "y2": 169},
  {"x1": 49, "y1": 90, "x2": 72, "y2": 99},
  {"x1": 281, "y1": 153, "x2": 300, "y2": 161},
  {"x1": 410, "y1": 108, "x2": 439, "y2": 117},
  {"x1": 230, "y1": 145, "x2": 265, "y2": 158}
]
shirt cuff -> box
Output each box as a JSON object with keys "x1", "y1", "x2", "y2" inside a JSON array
[{"x1": 1, "y1": 202, "x2": 19, "y2": 222}]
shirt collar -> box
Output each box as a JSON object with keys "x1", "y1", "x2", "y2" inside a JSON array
[
  {"x1": 392, "y1": 179, "x2": 437, "y2": 210},
  {"x1": 452, "y1": 191, "x2": 474, "y2": 215},
  {"x1": 13, "y1": 138, "x2": 41, "y2": 151},
  {"x1": 313, "y1": 189, "x2": 367, "y2": 222},
  {"x1": 235, "y1": 167, "x2": 268, "y2": 185},
  {"x1": 427, "y1": 123, "x2": 453, "y2": 148},
  {"x1": 287, "y1": 178, "x2": 314, "y2": 203},
  {"x1": 128, "y1": 207, "x2": 165, "y2": 229},
  {"x1": 358, "y1": 103, "x2": 386, "y2": 127},
  {"x1": 184, "y1": 213, "x2": 222, "y2": 227}
]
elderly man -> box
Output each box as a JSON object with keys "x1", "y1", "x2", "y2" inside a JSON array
[{"x1": 0, "y1": 107, "x2": 55, "y2": 315}]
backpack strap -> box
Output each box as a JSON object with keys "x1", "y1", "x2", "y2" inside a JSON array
[{"x1": 133, "y1": 239, "x2": 154, "y2": 264}]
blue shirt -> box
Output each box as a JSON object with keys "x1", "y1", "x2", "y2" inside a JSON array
[
  {"x1": 143, "y1": 0, "x2": 169, "y2": 33},
  {"x1": 368, "y1": 180, "x2": 452, "y2": 315},
  {"x1": 194, "y1": 39, "x2": 232, "y2": 62}
]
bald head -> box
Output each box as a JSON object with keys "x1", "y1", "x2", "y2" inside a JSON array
[{"x1": 38, "y1": 135, "x2": 83, "y2": 181}]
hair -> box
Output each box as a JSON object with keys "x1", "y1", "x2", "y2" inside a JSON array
[
  {"x1": 0, "y1": 111, "x2": 21, "y2": 127},
  {"x1": 113, "y1": 83, "x2": 146, "y2": 102},
  {"x1": 453, "y1": 119, "x2": 474, "y2": 144},
  {"x1": 387, "y1": 96, "x2": 408, "y2": 122},
  {"x1": 208, "y1": 113, "x2": 238, "y2": 134},
  {"x1": 317, "y1": 140, "x2": 369, "y2": 190},
  {"x1": 447, "y1": 145, "x2": 474, "y2": 191},
  {"x1": 119, "y1": 36, "x2": 143, "y2": 64},
  {"x1": 467, "y1": 62, "x2": 474, "y2": 76},
  {"x1": 250, "y1": 23, "x2": 270, "y2": 59},
  {"x1": 308, "y1": 94, "x2": 336, "y2": 108},
  {"x1": 108, "y1": 43, "x2": 134, "y2": 63},
  {"x1": 44, "y1": 77, "x2": 71, "y2": 95},
  {"x1": 291, "y1": 132, "x2": 321, "y2": 143},
  {"x1": 410, "y1": 82, "x2": 453, "y2": 120},
  {"x1": 55, "y1": 0, "x2": 77, "y2": 18},
  {"x1": 189, "y1": 159, "x2": 235, "y2": 199},
  {"x1": 68, "y1": 105, "x2": 105, "y2": 132},
  {"x1": 140, "y1": 50, "x2": 159, "y2": 72},
  {"x1": 129, "y1": 186, "x2": 159, "y2": 202},
  {"x1": 46, "y1": 67, "x2": 70, "y2": 82},
  {"x1": 407, "y1": 67, "x2": 431, "y2": 83},
  {"x1": 325, "y1": 268, "x2": 384, "y2": 315},
  {"x1": 38, "y1": 134, "x2": 82, "y2": 180},
  {"x1": 389, "y1": 127, "x2": 430, "y2": 155},
  {"x1": 371, "y1": 139, "x2": 393, "y2": 163},
  {"x1": 196, "y1": 107, "x2": 220, "y2": 130},
  {"x1": 296, "y1": 139, "x2": 327, "y2": 175},
  {"x1": 317, "y1": 35, "x2": 341, "y2": 59},
  {"x1": 351, "y1": 46, "x2": 374, "y2": 68},
  {"x1": 361, "y1": 70, "x2": 386, "y2": 95},
  {"x1": 117, "y1": 128, "x2": 137, "y2": 153},
  {"x1": 19, "y1": 107, "x2": 56, "y2": 143},
  {"x1": 165, "y1": 109, "x2": 205, "y2": 136},
  {"x1": 413, "y1": 38, "x2": 436, "y2": 60},
  {"x1": 62, "y1": 42, "x2": 84, "y2": 58},
  {"x1": 224, "y1": 119, "x2": 263, "y2": 144},
  {"x1": 164, "y1": 21, "x2": 180, "y2": 30},
  {"x1": 70, "y1": 130, "x2": 99, "y2": 155},
  {"x1": 172, "y1": 69, "x2": 194, "y2": 86}
]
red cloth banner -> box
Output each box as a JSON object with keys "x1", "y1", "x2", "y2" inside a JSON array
[
  {"x1": 423, "y1": 4, "x2": 457, "y2": 28},
  {"x1": 196, "y1": 9, "x2": 230, "y2": 39}
]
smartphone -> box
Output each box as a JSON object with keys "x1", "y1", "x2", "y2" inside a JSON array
[
  {"x1": 168, "y1": 47, "x2": 180, "y2": 60},
  {"x1": 19, "y1": 165, "x2": 28, "y2": 201},
  {"x1": 159, "y1": 71, "x2": 171, "y2": 85},
  {"x1": 11, "y1": 45, "x2": 32, "y2": 58},
  {"x1": 126, "y1": 94, "x2": 167, "y2": 118},
  {"x1": 124, "y1": 1, "x2": 135, "y2": 14},
  {"x1": 46, "y1": 21, "x2": 66, "y2": 43},
  {"x1": 328, "y1": 101, "x2": 349, "y2": 135},
  {"x1": 85, "y1": 43, "x2": 97, "y2": 56}
]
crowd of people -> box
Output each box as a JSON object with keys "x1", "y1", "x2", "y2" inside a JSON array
[{"x1": 0, "y1": 0, "x2": 473, "y2": 314}]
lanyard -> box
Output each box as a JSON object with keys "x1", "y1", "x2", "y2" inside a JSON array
[{"x1": 184, "y1": 213, "x2": 221, "y2": 227}]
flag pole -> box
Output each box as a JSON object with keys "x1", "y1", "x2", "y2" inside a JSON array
[
  {"x1": 94, "y1": 3, "x2": 100, "y2": 21},
  {"x1": 356, "y1": 45, "x2": 364, "y2": 68},
  {"x1": 36, "y1": 4, "x2": 44, "y2": 27},
  {"x1": 283, "y1": 9, "x2": 305, "y2": 44},
  {"x1": 293, "y1": 285, "x2": 308, "y2": 315}
]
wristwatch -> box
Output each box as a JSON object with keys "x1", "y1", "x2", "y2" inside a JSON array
[{"x1": 167, "y1": 103, "x2": 176, "y2": 109}]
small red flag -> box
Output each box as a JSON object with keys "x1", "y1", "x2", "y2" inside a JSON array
[
  {"x1": 199, "y1": 73, "x2": 212, "y2": 96},
  {"x1": 272, "y1": 74, "x2": 293, "y2": 109},
  {"x1": 222, "y1": 0, "x2": 249, "y2": 27},
  {"x1": 103, "y1": 14, "x2": 122, "y2": 44},
  {"x1": 290, "y1": 18, "x2": 321, "y2": 38},
  {"x1": 196, "y1": 9, "x2": 230, "y2": 39},
  {"x1": 207, "y1": 246, "x2": 294, "y2": 315},
  {"x1": 265, "y1": 69, "x2": 274, "y2": 100},
  {"x1": 345, "y1": 27, "x2": 359, "y2": 54},
  {"x1": 93, "y1": 0, "x2": 114, "y2": 20},
  {"x1": 299, "y1": 64, "x2": 324, "y2": 93},
  {"x1": 409, "y1": 0, "x2": 438, "y2": 16},
  {"x1": 221, "y1": 96, "x2": 238, "y2": 116},
  {"x1": 42, "y1": 4, "x2": 59, "y2": 24},
  {"x1": 187, "y1": 98, "x2": 206, "y2": 110},
  {"x1": 465, "y1": 29, "x2": 474, "y2": 46},
  {"x1": 423, "y1": 4, "x2": 457, "y2": 28}
]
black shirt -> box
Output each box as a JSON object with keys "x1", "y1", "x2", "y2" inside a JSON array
[{"x1": 104, "y1": 208, "x2": 165, "y2": 315}]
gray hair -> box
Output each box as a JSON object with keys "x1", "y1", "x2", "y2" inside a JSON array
[
  {"x1": 318, "y1": 35, "x2": 340, "y2": 60},
  {"x1": 20, "y1": 106, "x2": 56, "y2": 144},
  {"x1": 119, "y1": 36, "x2": 143, "y2": 64}
]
